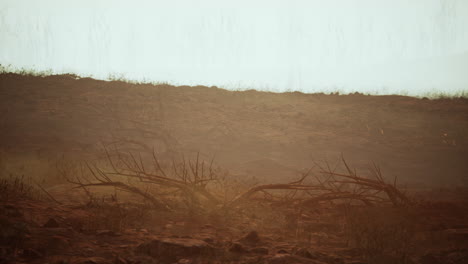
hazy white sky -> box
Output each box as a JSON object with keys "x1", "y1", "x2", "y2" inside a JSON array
[{"x1": 1, "y1": 0, "x2": 467, "y2": 95}]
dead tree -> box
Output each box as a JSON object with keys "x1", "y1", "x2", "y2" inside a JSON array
[
  {"x1": 228, "y1": 156, "x2": 411, "y2": 208},
  {"x1": 63, "y1": 145, "x2": 411, "y2": 213},
  {"x1": 61, "y1": 145, "x2": 222, "y2": 212},
  {"x1": 313, "y1": 156, "x2": 412, "y2": 207}
]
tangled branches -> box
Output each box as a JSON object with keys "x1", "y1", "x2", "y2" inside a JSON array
[
  {"x1": 61, "y1": 146, "x2": 412, "y2": 215},
  {"x1": 59, "y1": 145, "x2": 223, "y2": 212}
]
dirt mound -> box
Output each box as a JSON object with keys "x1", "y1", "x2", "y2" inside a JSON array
[{"x1": 1, "y1": 73, "x2": 467, "y2": 188}]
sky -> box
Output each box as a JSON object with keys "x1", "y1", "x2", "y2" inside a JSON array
[{"x1": 0, "y1": 0, "x2": 467, "y2": 95}]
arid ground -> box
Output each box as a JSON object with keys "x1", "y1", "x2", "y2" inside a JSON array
[{"x1": 1, "y1": 73, "x2": 468, "y2": 264}]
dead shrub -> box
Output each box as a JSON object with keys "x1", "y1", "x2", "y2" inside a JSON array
[{"x1": 0, "y1": 174, "x2": 40, "y2": 201}]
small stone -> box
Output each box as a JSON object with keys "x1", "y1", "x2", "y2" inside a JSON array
[
  {"x1": 229, "y1": 243, "x2": 248, "y2": 253},
  {"x1": 326, "y1": 256, "x2": 345, "y2": 264},
  {"x1": 443, "y1": 228, "x2": 468, "y2": 241},
  {"x1": 202, "y1": 237, "x2": 214, "y2": 244},
  {"x1": 0, "y1": 216, "x2": 29, "y2": 244},
  {"x1": 136, "y1": 237, "x2": 214, "y2": 262},
  {"x1": 96, "y1": 230, "x2": 118, "y2": 236},
  {"x1": 72, "y1": 257, "x2": 111, "y2": 264},
  {"x1": 251, "y1": 247, "x2": 269, "y2": 255},
  {"x1": 267, "y1": 254, "x2": 316, "y2": 264},
  {"x1": 43, "y1": 218, "x2": 60, "y2": 228},
  {"x1": 3, "y1": 205, "x2": 23, "y2": 217},
  {"x1": 22, "y1": 248, "x2": 42, "y2": 259},
  {"x1": 420, "y1": 253, "x2": 442, "y2": 264},
  {"x1": 114, "y1": 256, "x2": 127, "y2": 264},
  {"x1": 240, "y1": 231, "x2": 261, "y2": 245},
  {"x1": 444, "y1": 249, "x2": 468, "y2": 264},
  {"x1": 295, "y1": 248, "x2": 313, "y2": 259}
]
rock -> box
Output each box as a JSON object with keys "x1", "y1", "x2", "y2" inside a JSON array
[
  {"x1": 197, "y1": 231, "x2": 216, "y2": 244},
  {"x1": 251, "y1": 247, "x2": 269, "y2": 255},
  {"x1": 303, "y1": 222, "x2": 337, "y2": 232},
  {"x1": 201, "y1": 237, "x2": 214, "y2": 244},
  {"x1": 277, "y1": 249, "x2": 289, "y2": 254},
  {"x1": 229, "y1": 243, "x2": 248, "y2": 253},
  {"x1": 57, "y1": 261, "x2": 71, "y2": 264},
  {"x1": 336, "y1": 248, "x2": 362, "y2": 258},
  {"x1": 446, "y1": 250, "x2": 468, "y2": 263},
  {"x1": 2, "y1": 204, "x2": 23, "y2": 217},
  {"x1": 136, "y1": 237, "x2": 214, "y2": 262},
  {"x1": 71, "y1": 257, "x2": 112, "y2": 264},
  {"x1": 96, "y1": 230, "x2": 120, "y2": 236},
  {"x1": 0, "y1": 247, "x2": 12, "y2": 257},
  {"x1": 0, "y1": 216, "x2": 29, "y2": 245},
  {"x1": 295, "y1": 248, "x2": 314, "y2": 259},
  {"x1": 43, "y1": 218, "x2": 60, "y2": 228},
  {"x1": 325, "y1": 256, "x2": 345, "y2": 264},
  {"x1": 267, "y1": 254, "x2": 325, "y2": 264},
  {"x1": 420, "y1": 250, "x2": 468, "y2": 264},
  {"x1": 239, "y1": 231, "x2": 261, "y2": 245},
  {"x1": 65, "y1": 215, "x2": 86, "y2": 232},
  {"x1": 22, "y1": 248, "x2": 43, "y2": 259},
  {"x1": 44, "y1": 235, "x2": 70, "y2": 254},
  {"x1": 367, "y1": 254, "x2": 410, "y2": 264},
  {"x1": 122, "y1": 255, "x2": 156, "y2": 264},
  {"x1": 294, "y1": 249, "x2": 344, "y2": 264},
  {"x1": 443, "y1": 228, "x2": 468, "y2": 242},
  {"x1": 114, "y1": 256, "x2": 127, "y2": 264}
]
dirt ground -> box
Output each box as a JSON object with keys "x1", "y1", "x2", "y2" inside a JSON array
[
  {"x1": 1, "y1": 73, "x2": 468, "y2": 186},
  {"x1": 1, "y1": 73, "x2": 468, "y2": 264}
]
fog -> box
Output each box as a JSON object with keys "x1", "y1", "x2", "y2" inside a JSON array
[{"x1": 1, "y1": 0, "x2": 467, "y2": 95}]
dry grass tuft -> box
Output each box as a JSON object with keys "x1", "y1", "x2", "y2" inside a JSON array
[{"x1": 344, "y1": 206, "x2": 418, "y2": 263}]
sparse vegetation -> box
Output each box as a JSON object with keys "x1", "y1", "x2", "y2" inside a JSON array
[
  {"x1": 0, "y1": 72, "x2": 467, "y2": 263},
  {"x1": 0, "y1": 174, "x2": 38, "y2": 201},
  {"x1": 344, "y1": 206, "x2": 417, "y2": 263}
]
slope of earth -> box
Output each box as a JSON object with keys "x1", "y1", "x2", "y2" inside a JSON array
[{"x1": 1, "y1": 73, "x2": 468, "y2": 186}]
